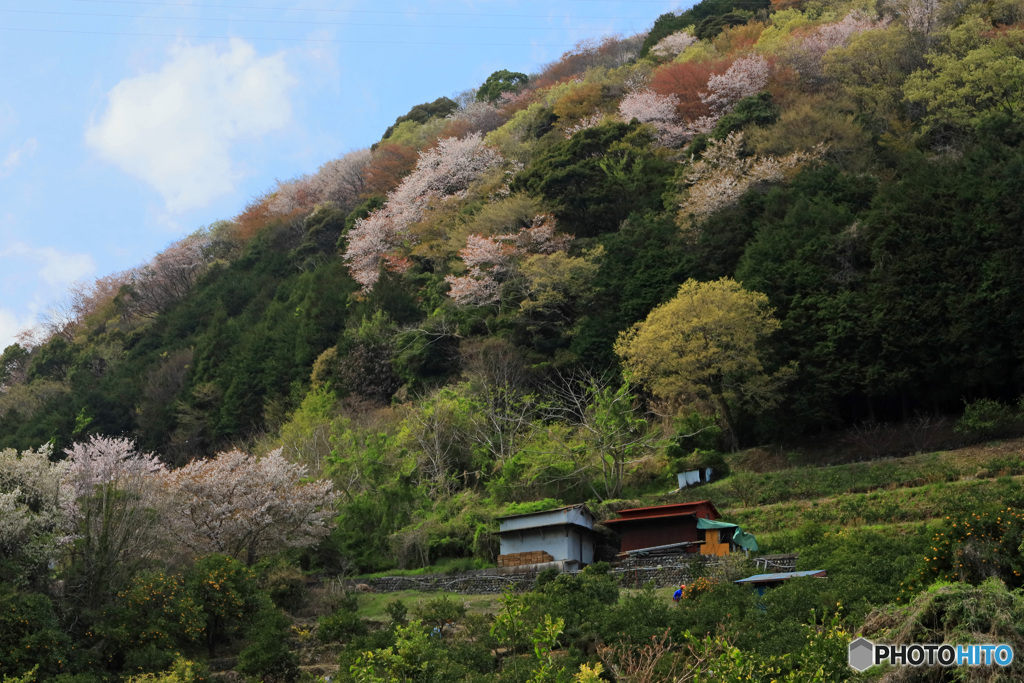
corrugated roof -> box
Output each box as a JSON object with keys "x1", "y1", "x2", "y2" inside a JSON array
[
  {"x1": 602, "y1": 512, "x2": 698, "y2": 526},
  {"x1": 613, "y1": 500, "x2": 717, "y2": 515},
  {"x1": 496, "y1": 503, "x2": 592, "y2": 522},
  {"x1": 734, "y1": 570, "x2": 827, "y2": 584},
  {"x1": 602, "y1": 500, "x2": 720, "y2": 525}
]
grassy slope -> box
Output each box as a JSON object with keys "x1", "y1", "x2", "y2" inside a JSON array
[
  {"x1": 330, "y1": 438, "x2": 1024, "y2": 621},
  {"x1": 690, "y1": 437, "x2": 1024, "y2": 550}
]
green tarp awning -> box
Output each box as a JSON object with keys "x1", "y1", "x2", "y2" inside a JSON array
[{"x1": 696, "y1": 518, "x2": 759, "y2": 552}]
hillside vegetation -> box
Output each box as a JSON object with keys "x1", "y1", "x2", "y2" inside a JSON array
[{"x1": 3, "y1": 0, "x2": 1024, "y2": 679}]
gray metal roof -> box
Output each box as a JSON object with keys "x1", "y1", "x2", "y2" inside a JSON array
[
  {"x1": 497, "y1": 504, "x2": 595, "y2": 534},
  {"x1": 734, "y1": 570, "x2": 827, "y2": 584}
]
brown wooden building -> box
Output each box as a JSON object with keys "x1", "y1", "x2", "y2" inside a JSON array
[{"x1": 602, "y1": 500, "x2": 722, "y2": 554}]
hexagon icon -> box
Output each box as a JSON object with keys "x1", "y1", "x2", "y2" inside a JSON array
[{"x1": 849, "y1": 637, "x2": 875, "y2": 672}]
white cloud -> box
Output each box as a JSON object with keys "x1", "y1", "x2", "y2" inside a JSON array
[
  {"x1": 0, "y1": 243, "x2": 96, "y2": 288},
  {"x1": 86, "y1": 39, "x2": 296, "y2": 213},
  {"x1": 1, "y1": 138, "x2": 37, "y2": 178},
  {"x1": 0, "y1": 243, "x2": 96, "y2": 348},
  {"x1": 0, "y1": 307, "x2": 37, "y2": 350}
]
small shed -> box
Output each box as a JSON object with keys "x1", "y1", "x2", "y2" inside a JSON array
[
  {"x1": 696, "y1": 518, "x2": 759, "y2": 557},
  {"x1": 734, "y1": 569, "x2": 827, "y2": 596},
  {"x1": 601, "y1": 500, "x2": 721, "y2": 554},
  {"x1": 496, "y1": 504, "x2": 596, "y2": 570}
]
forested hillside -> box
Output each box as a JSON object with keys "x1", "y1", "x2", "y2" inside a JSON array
[{"x1": 3, "y1": 0, "x2": 1024, "y2": 678}]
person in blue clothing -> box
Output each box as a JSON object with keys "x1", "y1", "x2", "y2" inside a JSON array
[{"x1": 672, "y1": 583, "x2": 686, "y2": 602}]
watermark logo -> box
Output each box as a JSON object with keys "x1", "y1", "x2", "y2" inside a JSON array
[{"x1": 848, "y1": 638, "x2": 1014, "y2": 672}]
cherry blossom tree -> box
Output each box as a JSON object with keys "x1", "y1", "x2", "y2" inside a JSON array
[
  {"x1": 679, "y1": 132, "x2": 823, "y2": 226},
  {"x1": 442, "y1": 101, "x2": 508, "y2": 139},
  {"x1": 266, "y1": 148, "x2": 373, "y2": 218},
  {"x1": 345, "y1": 133, "x2": 503, "y2": 288},
  {"x1": 650, "y1": 31, "x2": 697, "y2": 59},
  {"x1": 899, "y1": 0, "x2": 940, "y2": 35},
  {"x1": 266, "y1": 174, "x2": 318, "y2": 216},
  {"x1": 120, "y1": 231, "x2": 215, "y2": 318},
  {"x1": 512, "y1": 213, "x2": 573, "y2": 254},
  {"x1": 445, "y1": 235, "x2": 518, "y2": 305},
  {"x1": 702, "y1": 55, "x2": 771, "y2": 114},
  {"x1": 618, "y1": 89, "x2": 690, "y2": 146},
  {"x1": 312, "y1": 147, "x2": 372, "y2": 211},
  {"x1": 64, "y1": 436, "x2": 165, "y2": 500},
  {"x1": 563, "y1": 111, "x2": 606, "y2": 138},
  {"x1": 40, "y1": 270, "x2": 134, "y2": 342},
  {"x1": 160, "y1": 448, "x2": 338, "y2": 566},
  {"x1": 788, "y1": 12, "x2": 890, "y2": 84},
  {"x1": 62, "y1": 436, "x2": 168, "y2": 603},
  {"x1": 445, "y1": 214, "x2": 571, "y2": 305}
]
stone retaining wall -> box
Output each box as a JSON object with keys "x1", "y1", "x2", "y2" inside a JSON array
[
  {"x1": 345, "y1": 552, "x2": 801, "y2": 596},
  {"x1": 346, "y1": 556, "x2": 735, "y2": 595}
]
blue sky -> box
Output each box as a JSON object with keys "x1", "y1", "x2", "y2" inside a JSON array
[{"x1": 0, "y1": 0, "x2": 683, "y2": 347}]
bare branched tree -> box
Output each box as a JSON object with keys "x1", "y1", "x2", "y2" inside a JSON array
[{"x1": 539, "y1": 368, "x2": 668, "y2": 500}]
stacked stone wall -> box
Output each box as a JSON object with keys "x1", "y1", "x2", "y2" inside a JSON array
[{"x1": 344, "y1": 555, "x2": 749, "y2": 594}]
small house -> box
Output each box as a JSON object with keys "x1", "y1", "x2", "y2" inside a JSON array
[
  {"x1": 602, "y1": 500, "x2": 758, "y2": 557},
  {"x1": 602, "y1": 500, "x2": 721, "y2": 554},
  {"x1": 496, "y1": 504, "x2": 596, "y2": 570}
]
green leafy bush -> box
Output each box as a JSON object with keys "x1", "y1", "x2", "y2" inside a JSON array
[
  {"x1": 236, "y1": 607, "x2": 299, "y2": 682},
  {"x1": 0, "y1": 586, "x2": 70, "y2": 680},
  {"x1": 258, "y1": 559, "x2": 307, "y2": 614},
  {"x1": 955, "y1": 398, "x2": 1018, "y2": 437},
  {"x1": 917, "y1": 508, "x2": 1024, "y2": 590},
  {"x1": 317, "y1": 601, "x2": 368, "y2": 644},
  {"x1": 184, "y1": 555, "x2": 264, "y2": 653},
  {"x1": 93, "y1": 571, "x2": 204, "y2": 675}
]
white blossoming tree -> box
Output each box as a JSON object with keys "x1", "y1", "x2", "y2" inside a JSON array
[
  {"x1": 161, "y1": 448, "x2": 338, "y2": 566},
  {"x1": 702, "y1": 55, "x2": 772, "y2": 114},
  {"x1": 618, "y1": 89, "x2": 690, "y2": 147},
  {"x1": 62, "y1": 435, "x2": 168, "y2": 603},
  {"x1": 788, "y1": 12, "x2": 890, "y2": 84},
  {"x1": 345, "y1": 133, "x2": 503, "y2": 289},
  {"x1": 445, "y1": 214, "x2": 572, "y2": 305},
  {"x1": 0, "y1": 445, "x2": 71, "y2": 583},
  {"x1": 679, "y1": 132, "x2": 823, "y2": 227},
  {"x1": 650, "y1": 31, "x2": 697, "y2": 59}
]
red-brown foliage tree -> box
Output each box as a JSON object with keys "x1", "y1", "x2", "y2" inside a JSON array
[
  {"x1": 363, "y1": 142, "x2": 419, "y2": 197},
  {"x1": 232, "y1": 192, "x2": 275, "y2": 242},
  {"x1": 649, "y1": 59, "x2": 732, "y2": 121}
]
